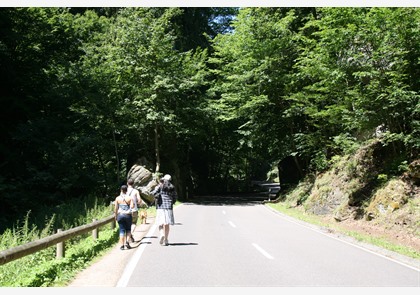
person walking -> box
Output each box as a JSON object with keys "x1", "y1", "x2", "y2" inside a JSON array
[
  {"x1": 127, "y1": 178, "x2": 143, "y2": 243},
  {"x1": 114, "y1": 184, "x2": 134, "y2": 250},
  {"x1": 152, "y1": 174, "x2": 177, "y2": 246}
]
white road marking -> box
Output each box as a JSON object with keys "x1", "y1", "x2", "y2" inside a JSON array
[
  {"x1": 252, "y1": 243, "x2": 274, "y2": 260},
  {"x1": 116, "y1": 223, "x2": 157, "y2": 287},
  {"x1": 263, "y1": 205, "x2": 419, "y2": 271}
]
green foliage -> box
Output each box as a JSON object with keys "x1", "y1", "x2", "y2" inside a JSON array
[
  {"x1": 172, "y1": 7, "x2": 238, "y2": 51},
  {"x1": 345, "y1": 159, "x2": 359, "y2": 178},
  {"x1": 2, "y1": 229, "x2": 118, "y2": 287},
  {"x1": 310, "y1": 151, "x2": 329, "y2": 172},
  {"x1": 0, "y1": 200, "x2": 117, "y2": 287},
  {"x1": 377, "y1": 173, "x2": 388, "y2": 183},
  {"x1": 207, "y1": 8, "x2": 303, "y2": 185},
  {"x1": 331, "y1": 133, "x2": 359, "y2": 155},
  {"x1": 1, "y1": 195, "x2": 110, "y2": 253},
  {"x1": 285, "y1": 7, "x2": 419, "y2": 171},
  {"x1": 0, "y1": 7, "x2": 418, "y2": 277},
  {"x1": 397, "y1": 161, "x2": 409, "y2": 174},
  {"x1": 0, "y1": 7, "x2": 418, "y2": 222}
]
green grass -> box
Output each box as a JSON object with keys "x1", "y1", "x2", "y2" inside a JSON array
[{"x1": 0, "y1": 195, "x2": 154, "y2": 287}]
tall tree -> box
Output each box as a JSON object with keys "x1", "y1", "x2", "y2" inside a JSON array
[
  {"x1": 288, "y1": 7, "x2": 420, "y2": 169},
  {"x1": 207, "y1": 8, "x2": 302, "y2": 189},
  {"x1": 74, "y1": 8, "x2": 210, "y2": 195},
  {"x1": 0, "y1": 7, "x2": 112, "y2": 227}
]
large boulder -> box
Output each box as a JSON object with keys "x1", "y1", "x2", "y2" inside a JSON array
[
  {"x1": 127, "y1": 164, "x2": 153, "y2": 187},
  {"x1": 139, "y1": 178, "x2": 160, "y2": 205},
  {"x1": 126, "y1": 159, "x2": 161, "y2": 205}
]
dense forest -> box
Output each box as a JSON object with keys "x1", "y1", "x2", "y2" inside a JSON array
[{"x1": 0, "y1": 7, "x2": 418, "y2": 232}]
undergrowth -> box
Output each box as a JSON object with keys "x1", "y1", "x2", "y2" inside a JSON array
[{"x1": 0, "y1": 195, "x2": 118, "y2": 287}]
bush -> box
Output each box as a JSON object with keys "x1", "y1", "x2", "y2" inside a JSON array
[{"x1": 0, "y1": 196, "x2": 117, "y2": 287}]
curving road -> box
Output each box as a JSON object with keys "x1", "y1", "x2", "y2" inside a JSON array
[{"x1": 115, "y1": 201, "x2": 419, "y2": 287}]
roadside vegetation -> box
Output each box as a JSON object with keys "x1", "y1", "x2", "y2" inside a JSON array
[
  {"x1": 267, "y1": 139, "x2": 419, "y2": 260},
  {"x1": 269, "y1": 202, "x2": 419, "y2": 260},
  {"x1": 0, "y1": 6, "x2": 418, "y2": 286},
  {"x1": 0, "y1": 196, "x2": 117, "y2": 287},
  {"x1": 0, "y1": 199, "x2": 154, "y2": 287},
  {"x1": 1, "y1": 7, "x2": 418, "y2": 232}
]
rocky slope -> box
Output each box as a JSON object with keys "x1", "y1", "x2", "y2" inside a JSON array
[{"x1": 279, "y1": 139, "x2": 419, "y2": 255}]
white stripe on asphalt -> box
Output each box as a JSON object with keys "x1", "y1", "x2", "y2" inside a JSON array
[
  {"x1": 252, "y1": 243, "x2": 274, "y2": 260},
  {"x1": 263, "y1": 205, "x2": 419, "y2": 271},
  {"x1": 116, "y1": 223, "x2": 157, "y2": 287}
]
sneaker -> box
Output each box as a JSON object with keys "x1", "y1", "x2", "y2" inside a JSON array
[
  {"x1": 159, "y1": 235, "x2": 165, "y2": 245},
  {"x1": 164, "y1": 239, "x2": 169, "y2": 246},
  {"x1": 130, "y1": 236, "x2": 135, "y2": 243},
  {"x1": 125, "y1": 242, "x2": 132, "y2": 249},
  {"x1": 120, "y1": 245, "x2": 125, "y2": 250}
]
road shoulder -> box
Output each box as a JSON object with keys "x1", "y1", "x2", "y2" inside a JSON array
[{"x1": 67, "y1": 216, "x2": 155, "y2": 287}]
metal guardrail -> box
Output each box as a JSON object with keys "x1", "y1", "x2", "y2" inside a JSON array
[{"x1": 0, "y1": 215, "x2": 115, "y2": 266}]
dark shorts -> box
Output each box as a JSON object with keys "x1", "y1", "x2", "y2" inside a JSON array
[
  {"x1": 132, "y1": 210, "x2": 139, "y2": 224},
  {"x1": 117, "y1": 213, "x2": 132, "y2": 236}
]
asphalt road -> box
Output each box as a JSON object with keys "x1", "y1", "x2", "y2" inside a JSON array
[{"x1": 68, "y1": 201, "x2": 420, "y2": 288}]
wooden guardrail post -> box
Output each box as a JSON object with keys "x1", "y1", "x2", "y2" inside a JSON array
[
  {"x1": 110, "y1": 201, "x2": 116, "y2": 230},
  {"x1": 56, "y1": 229, "x2": 64, "y2": 259},
  {"x1": 0, "y1": 215, "x2": 115, "y2": 266},
  {"x1": 92, "y1": 219, "x2": 98, "y2": 239}
]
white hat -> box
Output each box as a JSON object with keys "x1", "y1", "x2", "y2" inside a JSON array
[{"x1": 162, "y1": 174, "x2": 172, "y2": 181}]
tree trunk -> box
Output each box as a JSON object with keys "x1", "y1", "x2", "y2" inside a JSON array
[
  {"x1": 112, "y1": 129, "x2": 120, "y2": 183},
  {"x1": 94, "y1": 145, "x2": 109, "y2": 196},
  {"x1": 154, "y1": 123, "x2": 160, "y2": 173}
]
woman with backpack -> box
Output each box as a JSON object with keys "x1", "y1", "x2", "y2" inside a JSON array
[{"x1": 152, "y1": 174, "x2": 177, "y2": 246}]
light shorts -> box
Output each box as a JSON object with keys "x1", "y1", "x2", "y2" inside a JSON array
[{"x1": 155, "y1": 209, "x2": 175, "y2": 226}]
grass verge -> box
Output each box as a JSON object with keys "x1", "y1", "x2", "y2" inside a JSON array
[{"x1": 267, "y1": 202, "x2": 420, "y2": 260}]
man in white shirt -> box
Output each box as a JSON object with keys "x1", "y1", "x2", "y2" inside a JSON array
[{"x1": 127, "y1": 178, "x2": 143, "y2": 242}]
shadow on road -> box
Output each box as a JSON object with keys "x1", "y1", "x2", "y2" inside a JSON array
[{"x1": 166, "y1": 242, "x2": 198, "y2": 246}]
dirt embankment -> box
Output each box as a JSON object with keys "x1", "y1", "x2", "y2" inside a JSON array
[{"x1": 281, "y1": 140, "x2": 420, "y2": 253}]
